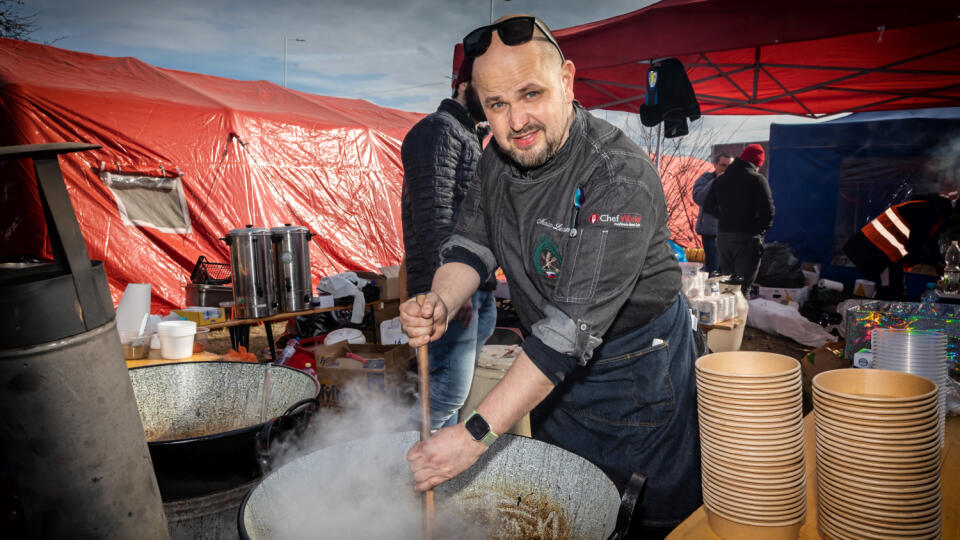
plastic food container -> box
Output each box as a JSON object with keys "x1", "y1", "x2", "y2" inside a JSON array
[
  {"x1": 119, "y1": 331, "x2": 154, "y2": 360},
  {"x1": 193, "y1": 326, "x2": 210, "y2": 353},
  {"x1": 157, "y1": 321, "x2": 197, "y2": 360}
]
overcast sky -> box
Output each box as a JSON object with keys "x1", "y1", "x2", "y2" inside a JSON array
[{"x1": 23, "y1": 0, "x2": 820, "y2": 145}]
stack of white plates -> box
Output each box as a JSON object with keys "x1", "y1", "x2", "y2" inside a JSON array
[
  {"x1": 872, "y1": 329, "x2": 948, "y2": 447},
  {"x1": 695, "y1": 352, "x2": 806, "y2": 540},
  {"x1": 813, "y1": 368, "x2": 942, "y2": 540}
]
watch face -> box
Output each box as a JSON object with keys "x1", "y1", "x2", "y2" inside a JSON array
[{"x1": 465, "y1": 412, "x2": 490, "y2": 441}]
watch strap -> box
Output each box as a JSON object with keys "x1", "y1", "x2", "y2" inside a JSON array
[{"x1": 465, "y1": 409, "x2": 498, "y2": 446}]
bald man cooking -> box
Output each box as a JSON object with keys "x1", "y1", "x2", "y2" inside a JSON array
[{"x1": 401, "y1": 15, "x2": 701, "y2": 535}]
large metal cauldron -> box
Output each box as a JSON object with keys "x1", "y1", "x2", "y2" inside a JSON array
[
  {"x1": 240, "y1": 431, "x2": 638, "y2": 539},
  {"x1": 270, "y1": 224, "x2": 313, "y2": 313},
  {"x1": 225, "y1": 226, "x2": 277, "y2": 318},
  {"x1": 129, "y1": 362, "x2": 319, "y2": 501}
]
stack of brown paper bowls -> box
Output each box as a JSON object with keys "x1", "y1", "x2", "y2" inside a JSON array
[
  {"x1": 696, "y1": 352, "x2": 806, "y2": 540},
  {"x1": 813, "y1": 368, "x2": 942, "y2": 540}
]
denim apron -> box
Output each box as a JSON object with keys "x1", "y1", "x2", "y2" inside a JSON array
[{"x1": 531, "y1": 294, "x2": 702, "y2": 530}]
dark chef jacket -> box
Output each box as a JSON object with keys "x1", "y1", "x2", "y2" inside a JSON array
[{"x1": 441, "y1": 104, "x2": 680, "y2": 384}]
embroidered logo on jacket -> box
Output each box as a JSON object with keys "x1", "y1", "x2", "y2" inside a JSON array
[
  {"x1": 534, "y1": 234, "x2": 562, "y2": 279},
  {"x1": 589, "y1": 213, "x2": 643, "y2": 228}
]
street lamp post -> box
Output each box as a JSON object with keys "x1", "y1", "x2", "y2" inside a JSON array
[{"x1": 283, "y1": 36, "x2": 306, "y2": 88}]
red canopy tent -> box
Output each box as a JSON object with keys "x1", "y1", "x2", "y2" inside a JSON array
[
  {"x1": 453, "y1": 0, "x2": 960, "y2": 117},
  {"x1": 0, "y1": 38, "x2": 422, "y2": 312}
]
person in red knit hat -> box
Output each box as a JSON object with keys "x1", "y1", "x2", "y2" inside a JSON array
[{"x1": 703, "y1": 144, "x2": 775, "y2": 294}]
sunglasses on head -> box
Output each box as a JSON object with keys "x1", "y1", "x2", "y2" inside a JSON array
[{"x1": 462, "y1": 16, "x2": 564, "y2": 61}]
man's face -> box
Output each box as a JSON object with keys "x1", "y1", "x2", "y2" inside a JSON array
[
  {"x1": 715, "y1": 156, "x2": 733, "y2": 175},
  {"x1": 472, "y1": 34, "x2": 575, "y2": 169}
]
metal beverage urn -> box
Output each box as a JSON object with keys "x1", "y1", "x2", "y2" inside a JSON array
[
  {"x1": 225, "y1": 225, "x2": 277, "y2": 319},
  {"x1": 0, "y1": 143, "x2": 169, "y2": 538},
  {"x1": 270, "y1": 224, "x2": 313, "y2": 313}
]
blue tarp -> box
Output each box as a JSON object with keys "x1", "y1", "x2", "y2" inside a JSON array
[{"x1": 766, "y1": 107, "x2": 960, "y2": 297}]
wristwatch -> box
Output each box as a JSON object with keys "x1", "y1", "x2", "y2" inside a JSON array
[{"x1": 463, "y1": 409, "x2": 498, "y2": 446}]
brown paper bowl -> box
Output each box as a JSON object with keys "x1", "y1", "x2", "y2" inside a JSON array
[
  {"x1": 814, "y1": 443, "x2": 941, "y2": 474},
  {"x1": 699, "y1": 407, "x2": 803, "y2": 428},
  {"x1": 697, "y1": 386, "x2": 802, "y2": 408},
  {"x1": 700, "y1": 421, "x2": 804, "y2": 446},
  {"x1": 816, "y1": 447, "x2": 940, "y2": 478},
  {"x1": 815, "y1": 439, "x2": 941, "y2": 466},
  {"x1": 702, "y1": 471, "x2": 806, "y2": 502},
  {"x1": 703, "y1": 490, "x2": 805, "y2": 521},
  {"x1": 697, "y1": 378, "x2": 801, "y2": 393},
  {"x1": 813, "y1": 386, "x2": 937, "y2": 411},
  {"x1": 812, "y1": 402, "x2": 937, "y2": 428},
  {"x1": 813, "y1": 369, "x2": 938, "y2": 403},
  {"x1": 815, "y1": 420, "x2": 940, "y2": 448},
  {"x1": 702, "y1": 455, "x2": 806, "y2": 486},
  {"x1": 702, "y1": 437, "x2": 804, "y2": 462},
  {"x1": 814, "y1": 411, "x2": 942, "y2": 439},
  {"x1": 698, "y1": 395, "x2": 801, "y2": 416},
  {"x1": 818, "y1": 475, "x2": 942, "y2": 508},
  {"x1": 815, "y1": 425, "x2": 941, "y2": 457},
  {"x1": 817, "y1": 456, "x2": 940, "y2": 488},
  {"x1": 814, "y1": 392, "x2": 939, "y2": 417},
  {"x1": 819, "y1": 513, "x2": 939, "y2": 540},
  {"x1": 700, "y1": 433, "x2": 803, "y2": 457},
  {"x1": 817, "y1": 486, "x2": 942, "y2": 523},
  {"x1": 818, "y1": 500, "x2": 941, "y2": 538},
  {"x1": 706, "y1": 507, "x2": 804, "y2": 540},
  {"x1": 701, "y1": 452, "x2": 805, "y2": 479},
  {"x1": 698, "y1": 416, "x2": 802, "y2": 438},
  {"x1": 817, "y1": 469, "x2": 941, "y2": 497},
  {"x1": 702, "y1": 482, "x2": 805, "y2": 514},
  {"x1": 696, "y1": 352, "x2": 800, "y2": 378}
]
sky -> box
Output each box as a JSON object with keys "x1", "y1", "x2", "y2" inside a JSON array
[{"x1": 21, "y1": 0, "x2": 823, "y2": 146}]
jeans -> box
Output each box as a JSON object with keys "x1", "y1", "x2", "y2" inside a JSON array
[
  {"x1": 701, "y1": 234, "x2": 719, "y2": 273},
  {"x1": 718, "y1": 232, "x2": 764, "y2": 295},
  {"x1": 408, "y1": 290, "x2": 497, "y2": 429},
  {"x1": 531, "y1": 295, "x2": 702, "y2": 531}
]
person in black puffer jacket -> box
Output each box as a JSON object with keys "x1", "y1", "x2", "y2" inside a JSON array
[
  {"x1": 400, "y1": 57, "x2": 497, "y2": 429},
  {"x1": 704, "y1": 144, "x2": 775, "y2": 294}
]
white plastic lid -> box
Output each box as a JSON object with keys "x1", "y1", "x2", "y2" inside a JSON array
[
  {"x1": 157, "y1": 320, "x2": 197, "y2": 337},
  {"x1": 324, "y1": 328, "x2": 365, "y2": 345}
]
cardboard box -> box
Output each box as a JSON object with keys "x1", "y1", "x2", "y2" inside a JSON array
[
  {"x1": 312, "y1": 342, "x2": 413, "y2": 407},
  {"x1": 173, "y1": 307, "x2": 226, "y2": 325},
  {"x1": 756, "y1": 286, "x2": 809, "y2": 306},
  {"x1": 800, "y1": 341, "x2": 849, "y2": 410},
  {"x1": 355, "y1": 265, "x2": 402, "y2": 301}
]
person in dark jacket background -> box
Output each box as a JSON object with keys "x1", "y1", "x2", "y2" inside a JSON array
[
  {"x1": 400, "y1": 57, "x2": 496, "y2": 429},
  {"x1": 692, "y1": 152, "x2": 733, "y2": 273},
  {"x1": 704, "y1": 144, "x2": 774, "y2": 294}
]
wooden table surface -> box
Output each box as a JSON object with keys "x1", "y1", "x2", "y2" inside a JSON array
[
  {"x1": 668, "y1": 415, "x2": 959, "y2": 539},
  {"x1": 125, "y1": 349, "x2": 221, "y2": 369}
]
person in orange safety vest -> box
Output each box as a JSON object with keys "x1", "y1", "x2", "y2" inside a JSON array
[{"x1": 843, "y1": 194, "x2": 955, "y2": 299}]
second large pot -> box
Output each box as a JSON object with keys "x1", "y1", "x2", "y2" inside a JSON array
[
  {"x1": 129, "y1": 362, "x2": 319, "y2": 500},
  {"x1": 240, "y1": 431, "x2": 639, "y2": 539}
]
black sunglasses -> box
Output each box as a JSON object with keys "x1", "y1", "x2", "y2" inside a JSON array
[{"x1": 462, "y1": 16, "x2": 564, "y2": 61}]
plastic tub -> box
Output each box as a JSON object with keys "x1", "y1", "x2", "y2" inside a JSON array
[
  {"x1": 157, "y1": 321, "x2": 197, "y2": 360},
  {"x1": 193, "y1": 327, "x2": 210, "y2": 353},
  {"x1": 119, "y1": 331, "x2": 154, "y2": 360}
]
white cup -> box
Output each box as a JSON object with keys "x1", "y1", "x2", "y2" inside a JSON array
[{"x1": 157, "y1": 320, "x2": 197, "y2": 360}]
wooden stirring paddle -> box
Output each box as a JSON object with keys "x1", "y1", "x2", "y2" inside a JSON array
[{"x1": 415, "y1": 294, "x2": 435, "y2": 540}]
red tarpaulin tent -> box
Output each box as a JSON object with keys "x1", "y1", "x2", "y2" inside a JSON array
[
  {"x1": 453, "y1": 0, "x2": 960, "y2": 116},
  {"x1": 0, "y1": 38, "x2": 422, "y2": 312}
]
